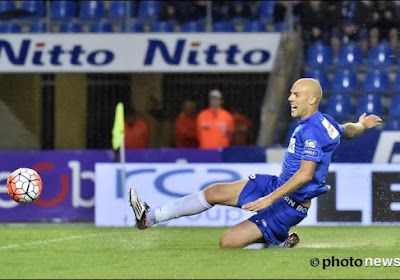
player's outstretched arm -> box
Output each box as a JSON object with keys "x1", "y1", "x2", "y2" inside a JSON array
[
  {"x1": 242, "y1": 160, "x2": 316, "y2": 212},
  {"x1": 342, "y1": 113, "x2": 382, "y2": 139}
]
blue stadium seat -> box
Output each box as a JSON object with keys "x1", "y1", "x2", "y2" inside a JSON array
[
  {"x1": 362, "y1": 70, "x2": 390, "y2": 95},
  {"x1": 0, "y1": 22, "x2": 22, "y2": 33},
  {"x1": 51, "y1": 1, "x2": 76, "y2": 22},
  {"x1": 383, "y1": 119, "x2": 400, "y2": 130},
  {"x1": 89, "y1": 22, "x2": 113, "y2": 33},
  {"x1": 121, "y1": 22, "x2": 144, "y2": 32},
  {"x1": 356, "y1": 94, "x2": 383, "y2": 116},
  {"x1": 0, "y1": 1, "x2": 16, "y2": 13},
  {"x1": 393, "y1": 72, "x2": 400, "y2": 95},
  {"x1": 79, "y1": 0, "x2": 105, "y2": 21},
  {"x1": 150, "y1": 21, "x2": 174, "y2": 32},
  {"x1": 137, "y1": 1, "x2": 161, "y2": 23},
  {"x1": 304, "y1": 69, "x2": 331, "y2": 94},
  {"x1": 389, "y1": 96, "x2": 400, "y2": 119},
  {"x1": 305, "y1": 43, "x2": 333, "y2": 69},
  {"x1": 259, "y1": 1, "x2": 276, "y2": 22},
  {"x1": 59, "y1": 22, "x2": 83, "y2": 33},
  {"x1": 324, "y1": 94, "x2": 352, "y2": 120},
  {"x1": 274, "y1": 21, "x2": 290, "y2": 32},
  {"x1": 367, "y1": 43, "x2": 395, "y2": 69},
  {"x1": 29, "y1": 21, "x2": 47, "y2": 33},
  {"x1": 21, "y1": 1, "x2": 46, "y2": 19},
  {"x1": 212, "y1": 21, "x2": 236, "y2": 32},
  {"x1": 109, "y1": 1, "x2": 128, "y2": 22},
  {"x1": 331, "y1": 69, "x2": 359, "y2": 95},
  {"x1": 181, "y1": 21, "x2": 205, "y2": 32},
  {"x1": 337, "y1": 43, "x2": 363, "y2": 69},
  {"x1": 243, "y1": 21, "x2": 267, "y2": 32}
]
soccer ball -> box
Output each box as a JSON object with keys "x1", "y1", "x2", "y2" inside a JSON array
[{"x1": 7, "y1": 168, "x2": 43, "y2": 204}]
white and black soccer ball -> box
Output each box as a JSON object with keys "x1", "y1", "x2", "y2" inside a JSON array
[{"x1": 7, "y1": 168, "x2": 43, "y2": 204}]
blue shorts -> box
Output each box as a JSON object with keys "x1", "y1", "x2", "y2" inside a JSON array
[{"x1": 237, "y1": 174, "x2": 307, "y2": 245}]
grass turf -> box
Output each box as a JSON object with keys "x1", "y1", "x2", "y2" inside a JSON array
[{"x1": 0, "y1": 225, "x2": 399, "y2": 279}]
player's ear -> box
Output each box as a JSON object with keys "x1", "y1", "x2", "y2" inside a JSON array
[{"x1": 309, "y1": 95, "x2": 317, "y2": 105}]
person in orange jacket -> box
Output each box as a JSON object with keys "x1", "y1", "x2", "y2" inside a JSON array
[
  {"x1": 174, "y1": 100, "x2": 198, "y2": 148},
  {"x1": 196, "y1": 89, "x2": 234, "y2": 149},
  {"x1": 124, "y1": 108, "x2": 149, "y2": 149}
]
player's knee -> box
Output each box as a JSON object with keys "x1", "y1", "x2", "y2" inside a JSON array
[
  {"x1": 204, "y1": 183, "x2": 226, "y2": 205},
  {"x1": 219, "y1": 234, "x2": 237, "y2": 249}
]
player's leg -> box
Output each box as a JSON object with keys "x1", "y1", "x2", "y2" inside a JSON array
[
  {"x1": 219, "y1": 220, "x2": 264, "y2": 248},
  {"x1": 130, "y1": 180, "x2": 248, "y2": 228}
]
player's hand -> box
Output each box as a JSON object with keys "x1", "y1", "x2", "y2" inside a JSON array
[
  {"x1": 359, "y1": 113, "x2": 382, "y2": 129},
  {"x1": 242, "y1": 195, "x2": 274, "y2": 212}
]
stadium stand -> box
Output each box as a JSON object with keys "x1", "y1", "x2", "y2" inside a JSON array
[
  {"x1": 29, "y1": 21, "x2": 47, "y2": 33},
  {"x1": 150, "y1": 21, "x2": 174, "y2": 32},
  {"x1": 121, "y1": 22, "x2": 144, "y2": 33},
  {"x1": 108, "y1": 1, "x2": 128, "y2": 22},
  {"x1": 356, "y1": 94, "x2": 383, "y2": 117},
  {"x1": 50, "y1": 1, "x2": 76, "y2": 22},
  {"x1": 212, "y1": 21, "x2": 236, "y2": 32},
  {"x1": 324, "y1": 94, "x2": 353, "y2": 121},
  {"x1": 89, "y1": 21, "x2": 113, "y2": 33},
  {"x1": 59, "y1": 21, "x2": 83, "y2": 33},
  {"x1": 331, "y1": 69, "x2": 359, "y2": 95},
  {"x1": 305, "y1": 43, "x2": 333, "y2": 69},
  {"x1": 79, "y1": 0, "x2": 105, "y2": 22},
  {"x1": 0, "y1": 21, "x2": 21, "y2": 33},
  {"x1": 180, "y1": 21, "x2": 205, "y2": 32},
  {"x1": 336, "y1": 43, "x2": 364, "y2": 69},
  {"x1": 362, "y1": 70, "x2": 390, "y2": 95},
  {"x1": 243, "y1": 20, "x2": 267, "y2": 32}
]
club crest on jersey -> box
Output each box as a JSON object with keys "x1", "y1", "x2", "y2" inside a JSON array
[
  {"x1": 305, "y1": 139, "x2": 317, "y2": 148},
  {"x1": 322, "y1": 119, "x2": 339, "y2": 139}
]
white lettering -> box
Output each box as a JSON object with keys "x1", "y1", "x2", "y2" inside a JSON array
[
  {"x1": 373, "y1": 131, "x2": 400, "y2": 163},
  {"x1": 68, "y1": 161, "x2": 95, "y2": 208}
]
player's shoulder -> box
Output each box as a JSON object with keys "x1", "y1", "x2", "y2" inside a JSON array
[{"x1": 301, "y1": 113, "x2": 342, "y2": 140}]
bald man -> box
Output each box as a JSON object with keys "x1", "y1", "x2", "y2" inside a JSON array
[{"x1": 129, "y1": 78, "x2": 382, "y2": 249}]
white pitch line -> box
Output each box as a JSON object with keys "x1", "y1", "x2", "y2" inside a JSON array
[{"x1": 0, "y1": 232, "x2": 125, "y2": 251}]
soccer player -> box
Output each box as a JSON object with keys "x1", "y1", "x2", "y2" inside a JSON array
[{"x1": 129, "y1": 78, "x2": 382, "y2": 249}]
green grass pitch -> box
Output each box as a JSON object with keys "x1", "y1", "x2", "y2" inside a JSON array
[{"x1": 0, "y1": 225, "x2": 399, "y2": 279}]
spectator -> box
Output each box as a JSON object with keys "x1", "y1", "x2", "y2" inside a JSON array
[
  {"x1": 368, "y1": 1, "x2": 398, "y2": 43},
  {"x1": 212, "y1": 1, "x2": 234, "y2": 22},
  {"x1": 159, "y1": 1, "x2": 206, "y2": 23},
  {"x1": 197, "y1": 89, "x2": 234, "y2": 149},
  {"x1": 273, "y1": 1, "x2": 302, "y2": 24},
  {"x1": 230, "y1": 107, "x2": 252, "y2": 146},
  {"x1": 299, "y1": 1, "x2": 332, "y2": 48},
  {"x1": 124, "y1": 108, "x2": 149, "y2": 149},
  {"x1": 174, "y1": 100, "x2": 198, "y2": 148},
  {"x1": 329, "y1": 1, "x2": 372, "y2": 56},
  {"x1": 389, "y1": 27, "x2": 400, "y2": 55},
  {"x1": 231, "y1": 1, "x2": 259, "y2": 21},
  {"x1": 145, "y1": 95, "x2": 171, "y2": 148}
]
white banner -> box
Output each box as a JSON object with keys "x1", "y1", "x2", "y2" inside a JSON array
[
  {"x1": 95, "y1": 163, "x2": 400, "y2": 227},
  {"x1": 0, "y1": 33, "x2": 281, "y2": 73}
]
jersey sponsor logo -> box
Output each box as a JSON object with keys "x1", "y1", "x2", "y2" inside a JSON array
[
  {"x1": 302, "y1": 148, "x2": 320, "y2": 158},
  {"x1": 322, "y1": 119, "x2": 339, "y2": 139},
  {"x1": 305, "y1": 139, "x2": 317, "y2": 148},
  {"x1": 288, "y1": 138, "x2": 296, "y2": 153}
]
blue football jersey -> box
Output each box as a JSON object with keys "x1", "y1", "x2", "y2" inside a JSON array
[{"x1": 278, "y1": 112, "x2": 344, "y2": 202}]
